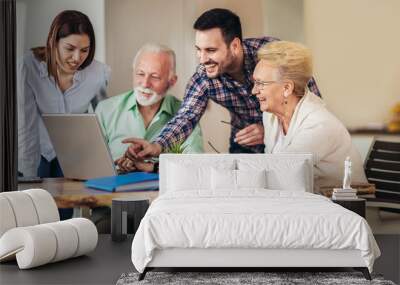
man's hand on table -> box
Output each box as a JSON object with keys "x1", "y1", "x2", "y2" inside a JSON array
[
  {"x1": 114, "y1": 157, "x2": 155, "y2": 173},
  {"x1": 122, "y1": 138, "x2": 162, "y2": 160}
]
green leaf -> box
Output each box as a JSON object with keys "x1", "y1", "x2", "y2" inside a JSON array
[{"x1": 165, "y1": 141, "x2": 186, "y2": 154}]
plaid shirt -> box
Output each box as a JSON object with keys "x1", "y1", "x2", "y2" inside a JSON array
[{"x1": 154, "y1": 37, "x2": 321, "y2": 153}]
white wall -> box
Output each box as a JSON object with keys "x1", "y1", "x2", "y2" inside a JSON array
[
  {"x1": 262, "y1": 0, "x2": 400, "y2": 129},
  {"x1": 304, "y1": 0, "x2": 400, "y2": 128},
  {"x1": 16, "y1": 0, "x2": 106, "y2": 62},
  {"x1": 262, "y1": 0, "x2": 304, "y2": 42}
]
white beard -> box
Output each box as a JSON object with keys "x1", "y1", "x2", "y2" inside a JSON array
[{"x1": 134, "y1": 86, "x2": 164, "y2": 106}]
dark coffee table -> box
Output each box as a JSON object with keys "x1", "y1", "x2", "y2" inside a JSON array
[{"x1": 332, "y1": 198, "x2": 366, "y2": 217}]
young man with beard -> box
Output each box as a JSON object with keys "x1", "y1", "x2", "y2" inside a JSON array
[
  {"x1": 122, "y1": 8, "x2": 320, "y2": 161},
  {"x1": 95, "y1": 43, "x2": 203, "y2": 173}
]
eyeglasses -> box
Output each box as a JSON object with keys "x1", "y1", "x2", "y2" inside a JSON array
[{"x1": 253, "y1": 79, "x2": 278, "y2": 90}]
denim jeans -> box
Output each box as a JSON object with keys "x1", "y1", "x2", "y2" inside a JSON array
[{"x1": 37, "y1": 156, "x2": 64, "y2": 178}]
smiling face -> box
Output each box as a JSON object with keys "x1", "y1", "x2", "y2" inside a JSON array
[
  {"x1": 195, "y1": 28, "x2": 237, "y2": 78},
  {"x1": 252, "y1": 60, "x2": 286, "y2": 114},
  {"x1": 56, "y1": 34, "x2": 90, "y2": 74},
  {"x1": 133, "y1": 51, "x2": 176, "y2": 106}
]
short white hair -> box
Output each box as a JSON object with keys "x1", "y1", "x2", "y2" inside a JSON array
[
  {"x1": 132, "y1": 43, "x2": 176, "y2": 78},
  {"x1": 257, "y1": 41, "x2": 313, "y2": 96}
]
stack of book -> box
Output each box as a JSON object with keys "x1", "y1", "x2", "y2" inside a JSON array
[
  {"x1": 320, "y1": 183, "x2": 375, "y2": 198},
  {"x1": 332, "y1": 188, "x2": 358, "y2": 200},
  {"x1": 85, "y1": 172, "x2": 159, "y2": 192}
]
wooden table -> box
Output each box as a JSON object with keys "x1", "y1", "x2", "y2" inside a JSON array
[{"x1": 18, "y1": 178, "x2": 159, "y2": 208}]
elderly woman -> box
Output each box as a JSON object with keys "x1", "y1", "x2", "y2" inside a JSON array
[{"x1": 252, "y1": 41, "x2": 366, "y2": 192}]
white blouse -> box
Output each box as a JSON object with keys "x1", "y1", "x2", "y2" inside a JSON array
[
  {"x1": 17, "y1": 51, "x2": 111, "y2": 176},
  {"x1": 271, "y1": 123, "x2": 286, "y2": 153},
  {"x1": 263, "y1": 91, "x2": 367, "y2": 192}
]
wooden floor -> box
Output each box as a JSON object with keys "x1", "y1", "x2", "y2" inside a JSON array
[{"x1": 0, "y1": 235, "x2": 398, "y2": 285}]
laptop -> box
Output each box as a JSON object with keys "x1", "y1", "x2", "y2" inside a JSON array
[{"x1": 42, "y1": 114, "x2": 118, "y2": 180}]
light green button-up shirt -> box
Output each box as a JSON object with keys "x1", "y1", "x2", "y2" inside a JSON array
[{"x1": 95, "y1": 90, "x2": 204, "y2": 160}]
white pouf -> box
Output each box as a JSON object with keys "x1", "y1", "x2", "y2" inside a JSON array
[
  {"x1": 0, "y1": 189, "x2": 98, "y2": 269},
  {"x1": 65, "y1": 218, "x2": 98, "y2": 257},
  {"x1": 0, "y1": 218, "x2": 98, "y2": 269},
  {"x1": 0, "y1": 196, "x2": 17, "y2": 237},
  {"x1": 24, "y1": 189, "x2": 60, "y2": 223},
  {"x1": 42, "y1": 221, "x2": 79, "y2": 262},
  {"x1": 1, "y1": 191, "x2": 39, "y2": 227}
]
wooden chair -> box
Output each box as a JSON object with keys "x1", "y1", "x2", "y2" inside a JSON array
[{"x1": 364, "y1": 139, "x2": 400, "y2": 216}]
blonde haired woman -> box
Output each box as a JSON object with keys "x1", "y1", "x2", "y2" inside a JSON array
[{"x1": 252, "y1": 41, "x2": 366, "y2": 192}]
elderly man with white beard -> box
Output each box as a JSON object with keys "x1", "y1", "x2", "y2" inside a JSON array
[{"x1": 95, "y1": 43, "x2": 203, "y2": 173}]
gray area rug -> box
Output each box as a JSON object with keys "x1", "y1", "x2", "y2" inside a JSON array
[{"x1": 116, "y1": 271, "x2": 396, "y2": 285}]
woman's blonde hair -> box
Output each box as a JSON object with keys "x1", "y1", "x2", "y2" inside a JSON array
[{"x1": 257, "y1": 41, "x2": 313, "y2": 96}]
